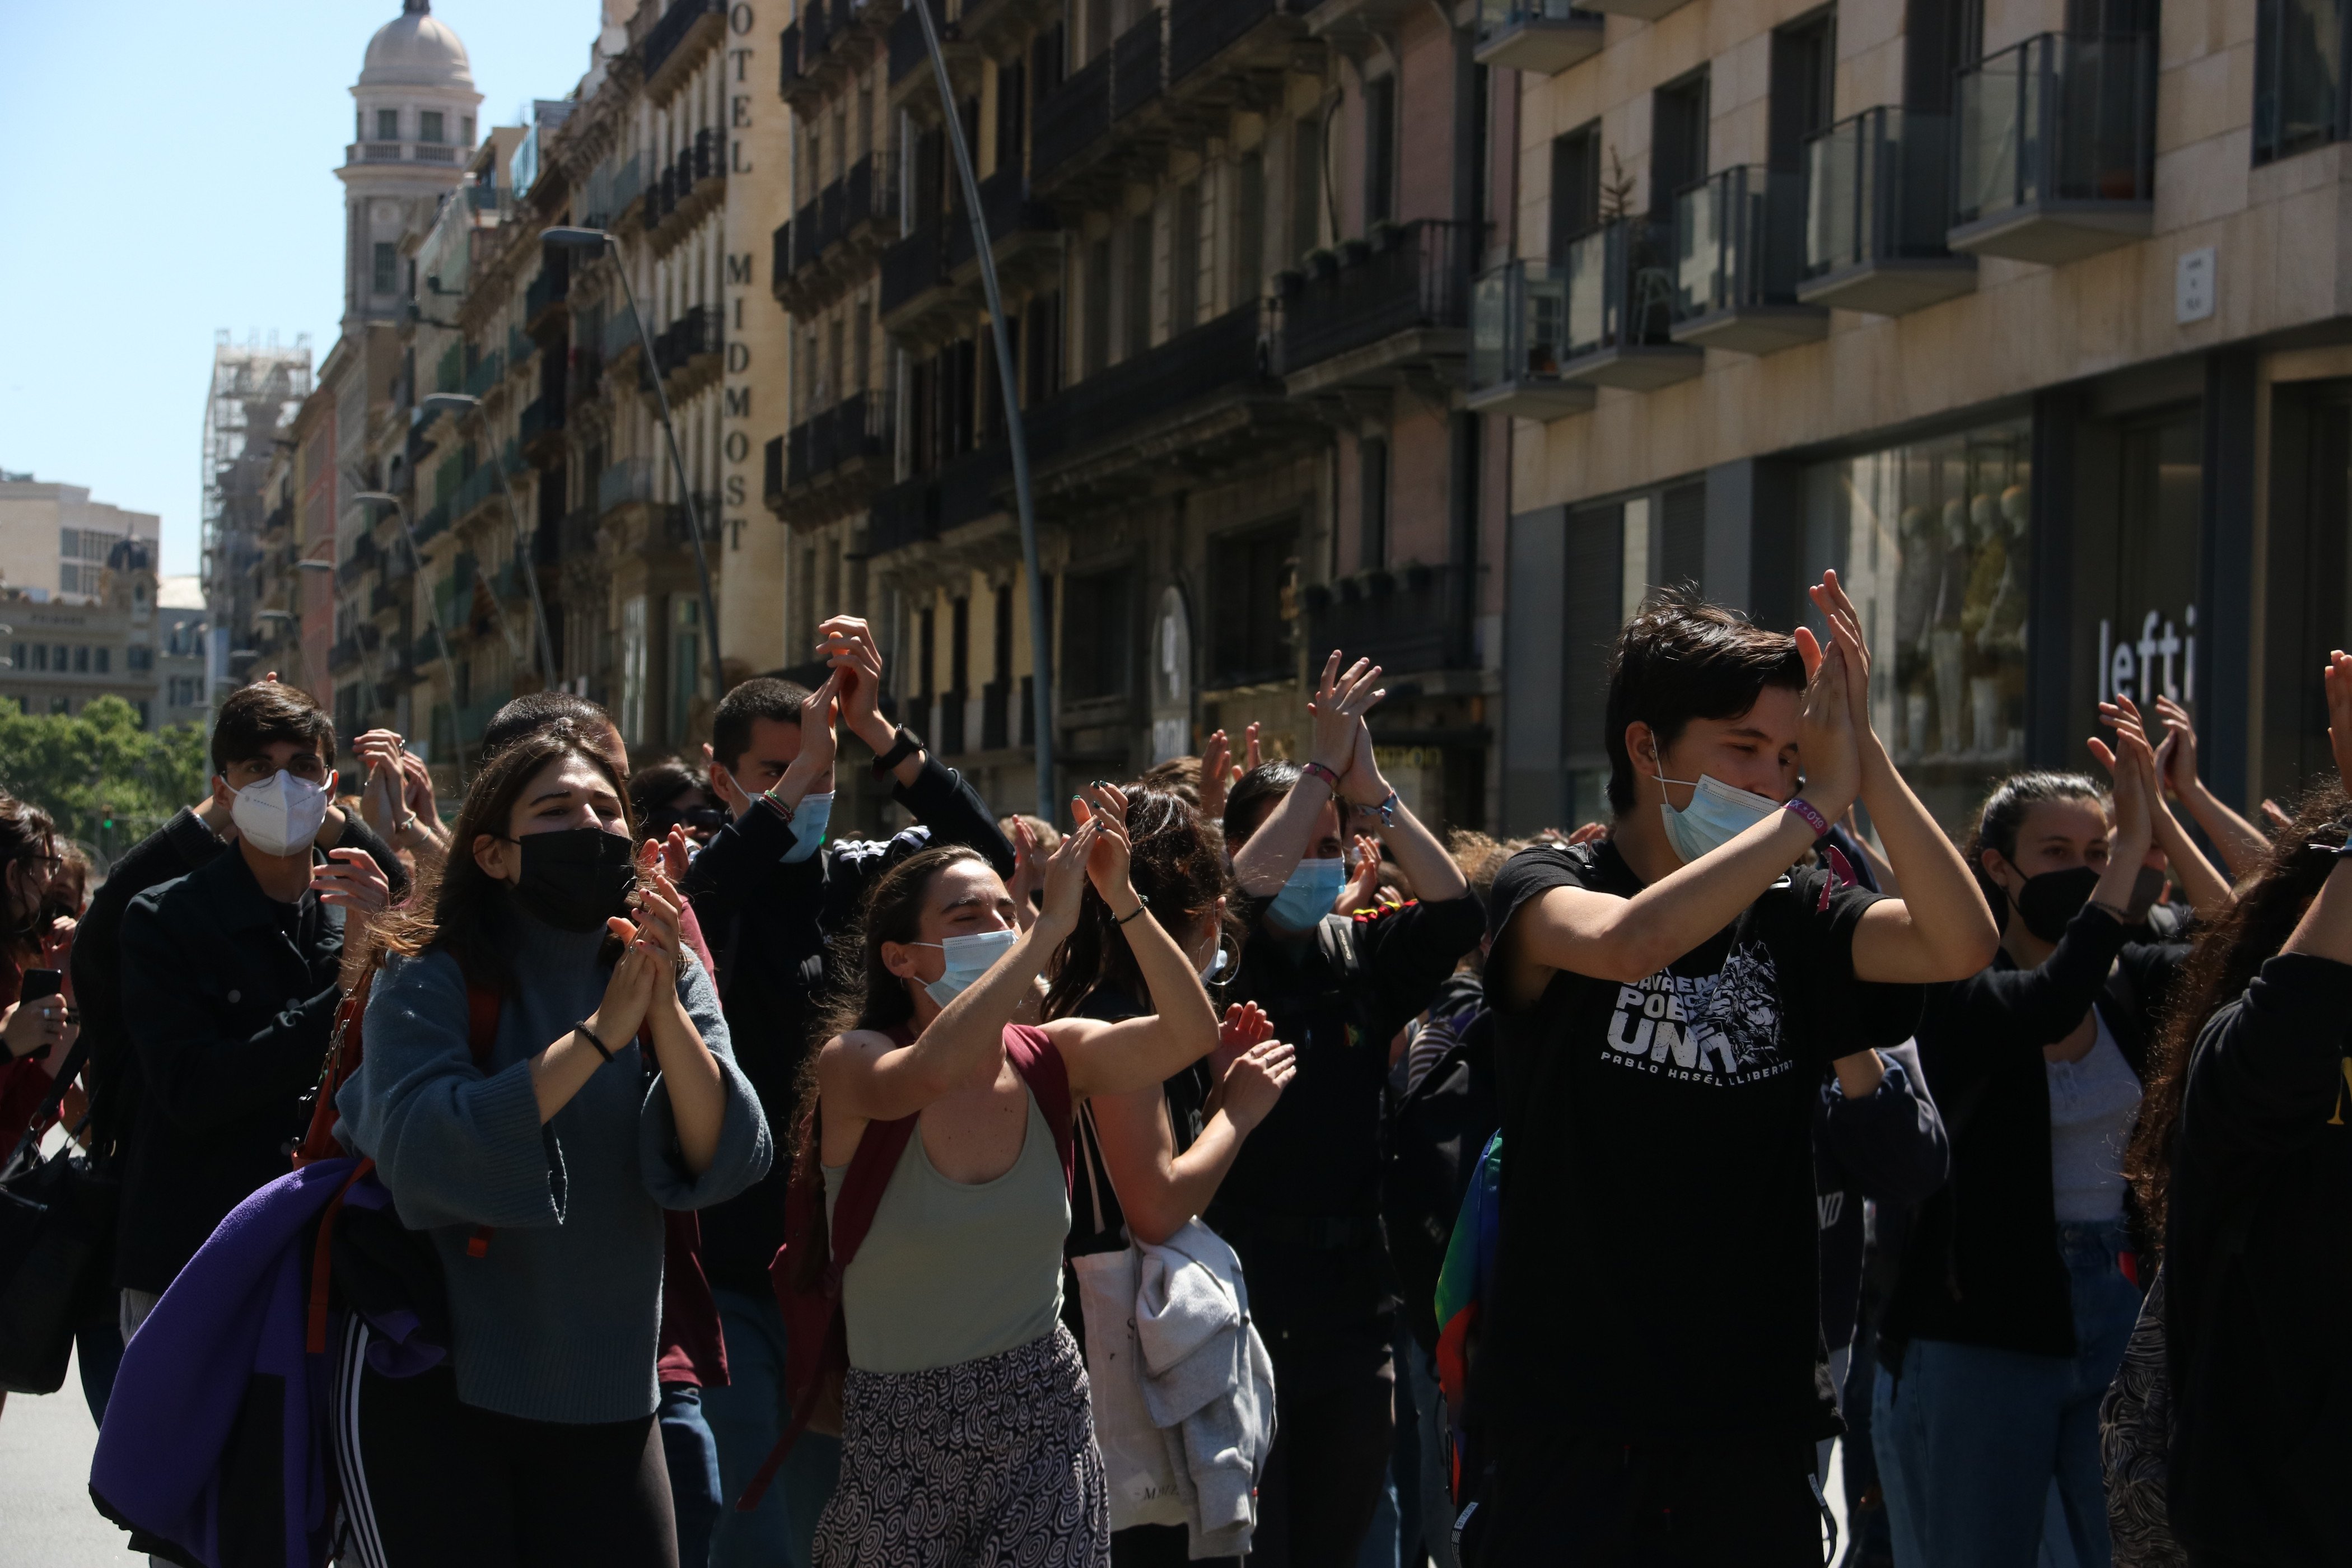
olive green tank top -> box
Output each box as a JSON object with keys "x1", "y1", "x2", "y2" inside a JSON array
[{"x1": 823, "y1": 1086, "x2": 1071, "y2": 1374}]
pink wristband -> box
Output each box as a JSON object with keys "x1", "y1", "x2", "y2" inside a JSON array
[
  {"x1": 1783, "y1": 797, "x2": 1831, "y2": 837},
  {"x1": 1301, "y1": 761, "x2": 1342, "y2": 792}
]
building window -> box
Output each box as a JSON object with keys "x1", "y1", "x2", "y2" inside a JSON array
[
  {"x1": 135, "y1": 699, "x2": 151, "y2": 729},
  {"x1": 50, "y1": 697, "x2": 69, "y2": 716},
  {"x1": 1359, "y1": 437, "x2": 1390, "y2": 571},
  {"x1": 1550, "y1": 122, "x2": 1601, "y2": 262},
  {"x1": 1364, "y1": 75, "x2": 1398, "y2": 227},
  {"x1": 1170, "y1": 184, "x2": 1200, "y2": 334},
  {"x1": 1084, "y1": 237, "x2": 1113, "y2": 379},
  {"x1": 462, "y1": 115, "x2": 475, "y2": 144},
  {"x1": 73, "y1": 646, "x2": 90, "y2": 674},
  {"x1": 2256, "y1": 0, "x2": 2348, "y2": 163},
  {"x1": 373, "y1": 242, "x2": 398, "y2": 295},
  {"x1": 1235, "y1": 152, "x2": 1266, "y2": 302},
  {"x1": 942, "y1": 596, "x2": 970, "y2": 755},
  {"x1": 376, "y1": 107, "x2": 400, "y2": 141},
  {"x1": 1769, "y1": 12, "x2": 1838, "y2": 171},
  {"x1": 619, "y1": 594, "x2": 648, "y2": 744},
  {"x1": 94, "y1": 647, "x2": 109, "y2": 674},
  {"x1": 670, "y1": 597, "x2": 701, "y2": 747},
  {"x1": 1208, "y1": 522, "x2": 1300, "y2": 687},
  {"x1": 1799, "y1": 416, "x2": 2031, "y2": 827},
  {"x1": 420, "y1": 110, "x2": 445, "y2": 143},
  {"x1": 1061, "y1": 566, "x2": 1135, "y2": 701},
  {"x1": 1124, "y1": 213, "x2": 1154, "y2": 360},
  {"x1": 8, "y1": 643, "x2": 23, "y2": 671},
  {"x1": 1651, "y1": 68, "x2": 1711, "y2": 217}
]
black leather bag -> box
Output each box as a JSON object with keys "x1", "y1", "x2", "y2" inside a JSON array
[{"x1": 0, "y1": 1038, "x2": 119, "y2": 1394}]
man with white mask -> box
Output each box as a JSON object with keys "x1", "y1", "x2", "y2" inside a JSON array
[
  {"x1": 1466, "y1": 580, "x2": 1999, "y2": 1566},
  {"x1": 111, "y1": 681, "x2": 392, "y2": 1347}
]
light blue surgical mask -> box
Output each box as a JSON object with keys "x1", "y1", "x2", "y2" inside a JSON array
[
  {"x1": 782, "y1": 791, "x2": 832, "y2": 865},
  {"x1": 915, "y1": 927, "x2": 1018, "y2": 1006},
  {"x1": 1199, "y1": 947, "x2": 1230, "y2": 984},
  {"x1": 1656, "y1": 769, "x2": 1780, "y2": 865},
  {"x1": 1267, "y1": 857, "x2": 1347, "y2": 932}
]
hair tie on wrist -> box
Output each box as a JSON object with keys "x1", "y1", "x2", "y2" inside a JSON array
[
  {"x1": 573, "y1": 1021, "x2": 616, "y2": 1064},
  {"x1": 1113, "y1": 895, "x2": 1151, "y2": 927}
]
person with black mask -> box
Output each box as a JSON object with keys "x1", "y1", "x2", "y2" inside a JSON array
[
  {"x1": 111, "y1": 682, "x2": 399, "y2": 1349},
  {"x1": 1874, "y1": 698, "x2": 2229, "y2": 1568},
  {"x1": 334, "y1": 718, "x2": 770, "y2": 1564},
  {"x1": 1208, "y1": 651, "x2": 1485, "y2": 1568},
  {"x1": 679, "y1": 615, "x2": 1015, "y2": 1568}
]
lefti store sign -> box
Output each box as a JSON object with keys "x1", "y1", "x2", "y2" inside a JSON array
[{"x1": 2097, "y1": 606, "x2": 2195, "y2": 704}]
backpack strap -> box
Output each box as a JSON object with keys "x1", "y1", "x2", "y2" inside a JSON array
[
  {"x1": 461, "y1": 980, "x2": 502, "y2": 1258},
  {"x1": 1001, "y1": 1023, "x2": 1076, "y2": 1193}
]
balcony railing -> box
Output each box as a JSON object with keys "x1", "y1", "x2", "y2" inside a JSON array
[
  {"x1": 945, "y1": 169, "x2": 1058, "y2": 270},
  {"x1": 348, "y1": 141, "x2": 472, "y2": 165},
  {"x1": 1468, "y1": 260, "x2": 1593, "y2": 417},
  {"x1": 524, "y1": 262, "x2": 570, "y2": 324},
  {"x1": 642, "y1": 0, "x2": 724, "y2": 76},
  {"x1": 1034, "y1": 55, "x2": 1112, "y2": 183},
  {"x1": 764, "y1": 435, "x2": 786, "y2": 511},
  {"x1": 1303, "y1": 562, "x2": 1476, "y2": 675},
  {"x1": 1952, "y1": 32, "x2": 2155, "y2": 263},
  {"x1": 1277, "y1": 219, "x2": 1471, "y2": 375},
  {"x1": 598, "y1": 458, "x2": 654, "y2": 515},
  {"x1": 888, "y1": 0, "x2": 949, "y2": 83},
  {"x1": 463, "y1": 350, "x2": 504, "y2": 399},
  {"x1": 780, "y1": 24, "x2": 802, "y2": 92},
  {"x1": 603, "y1": 305, "x2": 644, "y2": 362},
  {"x1": 653, "y1": 306, "x2": 722, "y2": 377},
  {"x1": 569, "y1": 345, "x2": 605, "y2": 407},
  {"x1": 813, "y1": 392, "x2": 890, "y2": 482},
  {"x1": 1799, "y1": 106, "x2": 1976, "y2": 314},
  {"x1": 1113, "y1": 15, "x2": 1164, "y2": 118},
  {"x1": 455, "y1": 463, "x2": 502, "y2": 521},
  {"x1": 519, "y1": 396, "x2": 562, "y2": 445},
  {"x1": 1473, "y1": 0, "x2": 1603, "y2": 73},
  {"x1": 870, "y1": 476, "x2": 937, "y2": 553},
  {"x1": 1028, "y1": 303, "x2": 1268, "y2": 463},
  {"x1": 1669, "y1": 166, "x2": 1825, "y2": 354},
  {"x1": 1556, "y1": 217, "x2": 1703, "y2": 388},
  {"x1": 338, "y1": 534, "x2": 381, "y2": 587},
  {"x1": 1169, "y1": 0, "x2": 1312, "y2": 85},
  {"x1": 880, "y1": 219, "x2": 947, "y2": 315}
]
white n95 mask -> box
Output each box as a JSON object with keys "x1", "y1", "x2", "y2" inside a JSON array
[{"x1": 231, "y1": 768, "x2": 336, "y2": 858}]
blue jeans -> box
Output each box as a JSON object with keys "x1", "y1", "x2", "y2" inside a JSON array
[
  {"x1": 1872, "y1": 1220, "x2": 2142, "y2": 1568},
  {"x1": 662, "y1": 1383, "x2": 724, "y2": 1568},
  {"x1": 702, "y1": 1286, "x2": 842, "y2": 1568}
]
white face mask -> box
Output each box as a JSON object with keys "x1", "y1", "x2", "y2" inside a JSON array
[
  {"x1": 230, "y1": 768, "x2": 336, "y2": 858},
  {"x1": 1655, "y1": 767, "x2": 1779, "y2": 866},
  {"x1": 913, "y1": 927, "x2": 1018, "y2": 1006},
  {"x1": 1198, "y1": 946, "x2": 1230, "y2": 984}
]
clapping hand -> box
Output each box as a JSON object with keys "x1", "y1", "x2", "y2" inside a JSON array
[
  {"x1": 1307, "y1": 653, "x2": 1384, "y2": 778},
  {"x1": 1336, "y1": 833, "x2": 1382, "y2": 914}
]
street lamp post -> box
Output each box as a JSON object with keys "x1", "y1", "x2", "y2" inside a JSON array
[
  {"x1": 906, "y1": 0, "x2": 1057, "y2": 822},
  {"x1": 354, "y1": 490, "x2": 465, "y2": 788},
  {"x1": 540, "y1": 227, "x2": 723, "y2": 706},
  {"x1": 419, "y1": 391, "x2": 562, "y2": 685}
]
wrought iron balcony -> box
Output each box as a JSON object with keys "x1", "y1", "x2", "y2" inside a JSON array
[
  {"x1": 1034, "y1": 55, "x2": 1112, "y2": 187},
  {"x1": 880, "y1": 219, "x2": 949, "y2": 321},
  {"x1": 463, "y1": 350, "x2": 505, "y2": 399},
  {"x1": 780, "y1": 24, "x2": 802, "y2": 94},
  {"x1": 1277, "y1": 220, "x2": 1472, "y2": 386},
  {"x1": 598, "y1": 458, "x2": 654, "y2": 516},
  {"x1": 1168, "y1": 0, "x2": 1315, "y2": 88},
  {"x1": 764, "y1": 434, "x2": 786, "y2": 515},
  {"x1": 1555, "y1": 217, "x2": 1703, "y2": 389},
  {"x1": 338, "y1": 533, "x2": 381, "y2": 586},
  {"x1": 1302, "y1": 563, "x2": 1476, "y2": 676},
  {"x1": 524, "y1": 260, "x2": 570, "y2": 325},
  {"x1": 519, "y1": 396, "x2": 563, "y2": 446},
  {"x1": 785, "y1": 392, "x2": 893, "y2": 492},
  {"x1": 1473, "y1": 0, "x2": 1603, "y2": 73},
  {"x1": 1468, "y1": 260, "x2": 1595, "y2": 418},
  {"x1": 945, "y1": 169, "x2": 1059, "y2": 274},
  {"x1": 1028, "y1": 302, "x2": 1269, "y2": 466},
  {"x1": 568, "y1": 346, "x2": 605, "y2": 408},
  {"x1": 1669, "y1": 166, "x2": 1826, "y2": 354},
  {"x1": 652, "y1": 306, "x2": 722, "y2": 377},
  {"x1": 1798, "y1": 106, "x2": 1975, "y2": 314},
  {"x1": 870, "y1": 475, "x2": 938, "y2": 554},
  {"x1": 888, "y1": 0, "x2": 956, "y2": 85},
  {"x1": 1951, "y1": 32, "x2": 2155, "y2": 264},
  {"x1": 603, "y1": 306, "x2": 643, "y2": 362},
  {"x1": 1113, "y1": 15, "x2": 1164, "y2": 120},
  {"x1": 642, "y1": 0, "x2": 725, "y2": 78}
]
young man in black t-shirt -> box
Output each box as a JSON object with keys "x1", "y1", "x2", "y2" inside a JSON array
[{"x1": 1473, "y1": 578, "x2": 1998, "y2": 1565}]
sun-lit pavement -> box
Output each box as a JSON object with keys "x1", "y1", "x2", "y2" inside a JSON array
[{"x1": 0, "y1": 1350, "x2": 129, "y2": 1567}]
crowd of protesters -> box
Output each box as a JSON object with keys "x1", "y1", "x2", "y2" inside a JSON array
[{"x1": 4, "y1": 585, "x2": 2350, "y2": 1568}]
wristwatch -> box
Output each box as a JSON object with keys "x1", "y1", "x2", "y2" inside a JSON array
[{"x1": 870, "y1": 724, "x2": 925, "y2": 781}]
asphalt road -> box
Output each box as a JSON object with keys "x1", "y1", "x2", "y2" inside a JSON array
[{"x1": 0, "y1": 1350, "x2": 129, "y2": 1567}]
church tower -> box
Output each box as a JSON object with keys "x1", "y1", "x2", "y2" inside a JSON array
[{"x1": 335, "y1": 1, "x2": 482, "y2": 335}]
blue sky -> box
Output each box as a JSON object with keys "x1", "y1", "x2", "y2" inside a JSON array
[{"x1": 0, "y1": 1, "x2": 591, "y2": 576}]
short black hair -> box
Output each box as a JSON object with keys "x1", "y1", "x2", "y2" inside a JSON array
[
  {"x1": 212, "y1": 682, "x2": 337, "y2": 775},
  {"x1": 483, "y1": 692, "x2": 613, "y2": 763},
  {"x1": 1222, "y1": 759, "x2": 1304, "y2": 848},
  {"x1": 711, "y1": 677, "x2": 812, "y2": 772},
  {"x1": 628, "y1": 759, "x2": 703, "y2": 823},
  {"x1": 1603, "y1": 589, "x2": 1805, "y2": 813}
]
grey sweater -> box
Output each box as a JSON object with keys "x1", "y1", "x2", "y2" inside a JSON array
[{"x1": 339, "y1": 909, "x2": 772, "y2": 1423}]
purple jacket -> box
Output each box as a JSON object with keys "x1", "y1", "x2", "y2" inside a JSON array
[{"x1": 91, "y1": 1159, "x2": 357, "y2": 1568}]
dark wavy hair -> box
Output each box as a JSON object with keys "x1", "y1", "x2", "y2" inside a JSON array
[
  {"x1": 368, "y1": 718, "x2": 637, "y2": 990},
  {"x1": 0, "y1": 789, "x2": 57, "y2": 946},
  {"x1": 1962, "y1": 771, "x2": 2108, "y2": 923},
  {"x1": 1046, "y1": 790, "x2": 1233, "y2": 1021},
  {"x1": 811, "y1": 843, "x2": 994, "y2": 1046},
  {"x1": 2124, "y1": 780, "x2": 2344, "y2": 1248}
]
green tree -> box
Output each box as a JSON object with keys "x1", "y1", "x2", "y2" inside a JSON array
[{"x1": 0, "y1": 697, "x2": 210, "y2": 867}]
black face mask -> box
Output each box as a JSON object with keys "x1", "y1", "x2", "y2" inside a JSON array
[
  {"x1": 2011, "y1": 865, "x2": 2103, "y2": 943},
  {"x1": 509, "y1": 828, "x2": 636, "y2": 932}
]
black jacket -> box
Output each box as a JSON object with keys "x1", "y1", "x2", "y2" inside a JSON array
[
  {"x1": 1815, "y1": 1043, "x2": 1949, "y2": 1352},
  {"x1": 1884, "y1": 905, "x2": 2182, "y2": 1360},
  {"x1": 115, "y1": 846, "x2": 353, "y2": 1293},
  {"x1": 678, "y1": 758, "x2": 1014, "y2": 1291},
  {"x1": 2166, "y1": 953, "x2": 2352, "y2": 1563},
  {"x1": 74, "y1": 808, "x2": 403, "y2": 1164}
]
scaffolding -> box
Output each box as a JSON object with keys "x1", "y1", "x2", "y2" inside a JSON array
[{"x1": 200, "y1": 330, "x2": 312, "y2": 699}]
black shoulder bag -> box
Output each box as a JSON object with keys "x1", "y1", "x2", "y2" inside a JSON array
[{"x1": 0, "y1": 1037, "x2": 120, "y2": 1393}]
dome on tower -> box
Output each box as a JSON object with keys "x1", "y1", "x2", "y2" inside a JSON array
[{"x1": 360, "y1": 1, "x2": 474, "y2": 90}]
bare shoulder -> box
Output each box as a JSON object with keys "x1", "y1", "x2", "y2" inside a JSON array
[{"x1": 818, "y1": 1028, "x2": 901, "y2": 1081}]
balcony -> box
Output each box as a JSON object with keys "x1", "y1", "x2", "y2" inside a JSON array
[
  {"x1": 1574, "y1": 0, "x2": 1684, "y2": 17},
  {"x1": 764, "y1": 434, "x2": 787, "y2": 515},
  {"x1": 1950, "y1": 32, "x2": 2155, "y2": 265},
  {"x1": 1669, "y1": 166, "x2": 1826, "y2": 354},
  {"x1": 455, "y1": 462, "x2": 503, "y2": 523},
  {"x1": 945, "y1": 168, "x2": 1060, "y2": 284},
  {"x1": 1027, "y1": 302, "x2": 1277, "y2": 478},
  {"x1": 347, "y1": 141, "x2": 470, "y2": 166},
  {"x1": 1278, "y1": 220, "x2": 1472, "y2": 393},
  {"x1": 524, "y1": 261, "x2": 570, "y2": 328},
  {"x1": 414, "y1": 501, "x2": 452, "y2": 545},
  {"x1": 889, "y1": 0, "x2": 979, "y2": 112},
  {"x1": 652, "y1": 305, "x2": 722, "y2": 381},
  {"x1": 463, "y1": 350, "x2": 505, "y2": 399},
  {"x1": 338, "y1": 534, "x2": 381, "y2": 587},
  {"x1": 642, "y1": 0, "x2": 725, "y2": 82},
  {"x1": 1473, "y1": 0, "x2": 1603, "y2": 73},
  {"x1": 1553, "y1": 217, "x2": 1704, "y2": 390},
  {"x1": 519, "y1": 396, "x2": 563, "y2": 450},
  {"x1": 598, "y1": 458, "x2": 655, "y2": 516},
  {"x1": 779, "y1": 24, "x2": 802, "y2": 96},
  {"x1": 329, "y1": 636, "x2": 363, "y2": 675},
  {"x1": 1798, "y1": 107, "x2": 1976, "y2": 315},
  {"x1": 880, "y1": 218, "x2": 952, "y2": 328},
  {"x1": 870, "y1": 474, "x2": 939, "y2": 553},
  {"x1": 603, "y1": 306, "x2": 645, "y2": 363},
  {"x1": 1113, "y1": 16, "x2": 1164, "y2": 121},
  {"x1": 1468, "y1": 260, "x2": 1597, "y2": 418},
  {"x1": 568, "y1": 346, "x2": 605, "y2": 409},
  {"x1": 1303, "y1": 562, "x2": 1476, "y2": 676},
  {"x1": 1035, "y1": 56, "x2": 1113, "y2": 189},
  {"x1": 778, "y1": 155, "x2": 902, "y2": 311},
  {"x1": 1168, "y1": 0, "x2": 1317, "y2": 93}
]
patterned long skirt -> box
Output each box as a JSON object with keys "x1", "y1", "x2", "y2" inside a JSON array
[{"x1": 814, "y1": 1323, "x2": 1110, "y2": 1568}]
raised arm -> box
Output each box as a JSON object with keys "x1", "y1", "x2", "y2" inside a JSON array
[
  {"x1": 1088, "y1": 1034, "x2": 1295, "y2": 1245},
  {"x1": 2154, "y1": 693, "x2": 2270, "y2": 880},
  {"x1": 1047, "y1": 785, "x2": 1224, "y2": 1100},
  {"x1": 1231, "y1": 652, "x2": 1383, "y2": 895},
  {"x1": 1338, "y1": 718, "x2": 1468, "y2": 903},
  {"x1": 823, "y1": 613, "x2": 1016, "y2": 876},
  {"x1": 1808, "y1": 572, "x2": 2000, "y2": 983},
  {"x1": 2108, "y1": 695, "x2": 2235, "y2": 914}
]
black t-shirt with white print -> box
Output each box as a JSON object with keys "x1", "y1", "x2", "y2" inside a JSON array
[{"x1": 1483, "y1": 838, "x2": 1922, "y2": 1448}]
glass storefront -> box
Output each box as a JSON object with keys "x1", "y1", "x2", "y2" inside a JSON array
[{"x1": 1802, "y1": 418, "x2": 2034, "y2": 829}]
